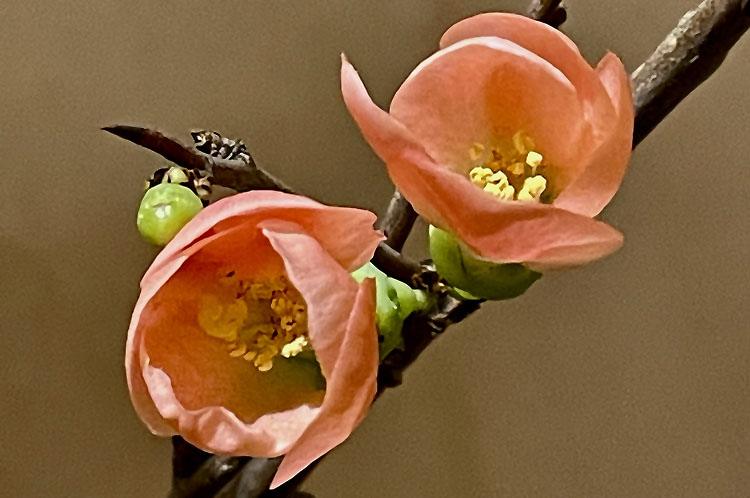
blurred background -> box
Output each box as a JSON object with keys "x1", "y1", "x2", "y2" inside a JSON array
[{"x1": 1, "y1": 1, "x2": 748, "y2": 496}]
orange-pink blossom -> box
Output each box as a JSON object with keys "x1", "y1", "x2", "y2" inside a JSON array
[
  {"x1": 126, "y1": 190, "x2": 383, "y2": 488},
  {"x1": 342, "y1": 13, "x2": 634, "y2": 270}
]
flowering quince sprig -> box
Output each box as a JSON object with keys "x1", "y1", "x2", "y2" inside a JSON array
[{"x1": 107, "y1": 1, "x2": 749, "y2": 495}]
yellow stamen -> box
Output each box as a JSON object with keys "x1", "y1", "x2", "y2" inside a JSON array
[
  {"x1": 281, "y1": 336, "x2": 309, "y2": 358},
  {"x1": 467, "y1": 131, "x2": 551, "y2": 203},
  {"x1": 197, "y1": 272, "x2": 309, "y2": 372},
  {"x1": 525, "y1": 150, "x2": 543, "y2": 168},
  {"x1": 507, "y1": 162, "x2": 526, "y2": 176},
  {"x1": 517, "y1": 176, "x2": 548, "y2": 202},
  {"x1": 483, "y1": 182, "x2": 515, "y2": 201},
  {"x1": 469, "y1": 142, "x2": 486, "y2": 162},
  {"x1": 469, "y1": 166, "x2": 493, "y2": 186}
]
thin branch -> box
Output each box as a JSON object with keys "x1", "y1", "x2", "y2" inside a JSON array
[
  {"x1": 632, "y1": 0, "x2": 750, "y2": 145},
  {"x1": 168, "y1": 455, "x2": 249, "y2": 498},
  {"x1": 377, "y1": 190, "x2": 418, "y2": 252},
  {"x1": 105, "y1": 124, "x2": 422, "y2": 286},
  {"x1": 102, "y1": 125, "x2": 294, "y2": 193},
  {"x1": 372, "y1": 244, "x2": 421, "y2": 284},
  {"x1": 526, "y1": 0, "x2": 567, "y2": 27},
  {"x1": 214, "y1": 457, "x2": 282, "y2": 498}
]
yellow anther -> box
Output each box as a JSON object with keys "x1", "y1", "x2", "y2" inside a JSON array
[
  {"x1": 467, "y1": 132, "x2": 551, "y2": 203},
  {"x1": 256, "y1": 359, "x2": 273, "y2": 372},
  {"x1": 512, "y1": 131, "x2": 534, "y2": 155},
  {"x1": 469, "y1": 142, "x2": 486, "y2": 161},
  {"x1": 525, "y1": 151, "x2": 543, "y2": 168},
  {"x1": 198, "y1": 272, "x2": 310, "y2": 372},
  {"x1": 197, "y1": 295, "x2": 247, "y2": 341},
  {"x1": 517, "y1": 176, "x2": 548, "y2": 202},
  {"x1": 483, "y1": 182, "x2": 515, "y2": 201},
  {"x1": 488, "y1": 170, "x2": 510, "y2": 186},
  {"x1": 229, "y1": 344, "x2": 248, "y2": 357},
  {"x1": 281, "y1": 336, "x2": 309, "y2": 358},
  {"x1": 469, "y1": 166, "x2": 493, "y2": 186},
  {"x1": 507, "y1": 162, "x2": 525, "y2": 176},
  {"x1": 525, "y1": 151, "x2": 543, "y2": 176}
]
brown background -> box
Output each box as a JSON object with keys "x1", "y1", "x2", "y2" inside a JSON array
[{"x1": 1, "y1": 1, "x2": 748, "y2": 497}]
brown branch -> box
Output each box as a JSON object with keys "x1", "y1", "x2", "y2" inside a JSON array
[
  {"x1": 104, "y1": 124, "x2": 421, "y2": 285},
  {"x1": 377, "y1": 190, "x2": 418, "y2": 252},
  {"x1": 102, "y1": 125, "x2": 295, "y2": 193},
  {"x1": 125, "y1": 0, "x2": 749, "y2": 495},
  {"x1": 168, "y1": 453, "x2": 250, "y2": 498},
  {"x1": 632, "y1": 0, "x2": 750, "y2": 145},
  {"x1": 526, "y1": 0, "x2": 567, "y2": 27}
]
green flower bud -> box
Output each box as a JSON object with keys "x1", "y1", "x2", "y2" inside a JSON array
[
  {"x1": 137, "y1": 183, "x2": 203, "y2": 246},
  {"x1": 352, "y1": 262, "x2": 431, "y2": 359},
  {"x1": 428, "y1": 225, "x2": 541, "y2": 300}
]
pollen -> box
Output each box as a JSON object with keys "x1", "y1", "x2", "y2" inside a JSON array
[
  {"x1": 198, "y1": 272, "x2": 309, "y2": 372},
  {"x1": 467, "y1": 131, "x2": 550, "y2": 203}
]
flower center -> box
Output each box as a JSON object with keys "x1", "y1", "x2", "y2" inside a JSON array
[
  {"x1": 197, "y1": 271, "x2": 309, "y2": 372},
  {"x1": 467, "y1": 131, "x2": 551, "y2": 203}
]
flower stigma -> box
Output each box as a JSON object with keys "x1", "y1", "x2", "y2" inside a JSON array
[
  {"x1": 197, "y1": 271, "x2": 309, "y2": 372},
  {"x1": 468, "y1": 131, "x2": 550, "y2": 203}
]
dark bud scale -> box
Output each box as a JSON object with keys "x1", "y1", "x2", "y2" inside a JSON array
[
  {"x1": 191, "y1": 130, "x2": 252, "y2": 163},
  {"x1": 146, "y1": 166, "x2": 212, "y2": 206}
]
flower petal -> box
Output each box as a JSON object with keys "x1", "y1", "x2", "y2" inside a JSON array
[
  {"x1": 342, "y1": 58, "x2": 623, "y2": 269},
  {"x1": 439, "y1": 13, "x2": 617, "y2": 143},
  {"x1": 554, "y1": 53, "x2": 634, "y2": 216},
  {"x1": 261, "y1": 225, "x2": 371, "y2": 383},
  {"x1": 271, "y1": 279, "x2": 378, "y2": 489},
  {"x1": 133, "y1": 230, "x2": 327, "y2": 456},
  {"x1": 144, "y1": 190, "x2": 382, "y2": 284},
  {"x1": 389, "y1": 37, "x2": 588, "y2": 180}
]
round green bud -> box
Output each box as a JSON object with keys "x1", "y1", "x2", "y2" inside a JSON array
[
  {"x1": 428, "y1": 225, "x2": 541, "y2": 300},
  {"x1": 137, "y1": 183, "x2": 203, "y2": 246}
]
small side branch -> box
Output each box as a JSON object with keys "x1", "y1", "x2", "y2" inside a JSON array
[{"x1": 632, "y1": 0, "x2": 750, "y2": 145}]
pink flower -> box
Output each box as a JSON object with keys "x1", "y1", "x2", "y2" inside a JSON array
[
  {"x1": 126, "y1": 190, "x2": 383, "y2": 488},
  {"x1": 342, "y1": 13, "x2": 634, "y2": 270}
]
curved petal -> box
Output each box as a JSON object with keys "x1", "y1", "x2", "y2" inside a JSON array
[
  {"x1": 126, "y1": 222, "x2": 262, "y2": 437},
  {"x1": 271, "y1": 279, "x2": 378, "y2": 488},
  {"x1": 554, "y1": 53, "x2": 634, "y2": 216},
  {"x1": 143, "y1": 364, "x2": 320, "y2": 457},
  {"x1": 132, "y1": 235, "x2": 327, "y2": 456},
  {"x1": 261, "y1": 226, "x2": 369, "y2": 382},
  {"x1": 342, "y1": 58, "x2": 623, "y2": 269},
  {"x1": 389, "y1": 38, "x2": 589, "y2": 181},
  {"x1": 126, "y1": 260, "x2": 182, "y2": 437},
  {"x1": 262, "y1": 228, "x2": 378, "y2": 487},
  {"x1": 144, "y1": 190, "x2": 382, "y2": 283},
  {"x1": 439, "y1": 13, "x2": 617, "y2": 143}
]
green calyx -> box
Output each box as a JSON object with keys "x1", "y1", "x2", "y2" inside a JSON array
[
  {"x1": 428, "y1": 225, "x2": 541, "y2": 301},
  {"x1": 352, "y1": 262, "x2": 431, "y2": 359},
  {"x1": 137, "y1": 183, "x2": 203, "y2": 246}
]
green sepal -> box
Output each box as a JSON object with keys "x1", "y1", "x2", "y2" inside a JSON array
[
  {"x1": 352, "y1": 262, "x2": 431, "y2": 359},
  {"x1": 428, "y1": 225, "x2": 541, "y2": 300}
]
